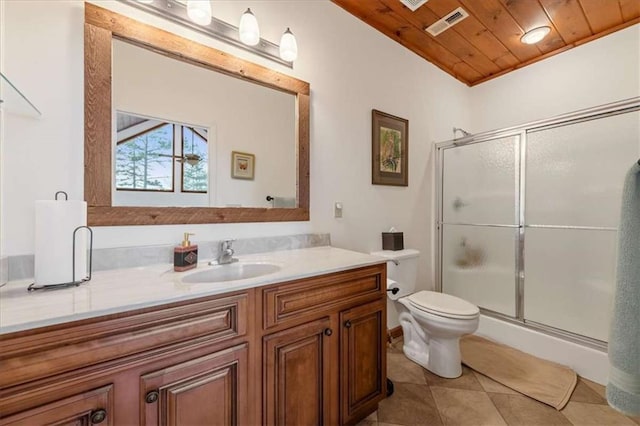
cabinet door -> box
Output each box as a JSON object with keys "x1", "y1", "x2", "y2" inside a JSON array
[
  {"x1": 340, "y1": 300, "x2": 386, "y2": 425},
  {"x1": 140, "y1": 343, "x2": 248, "y2": 426},
  {"x1": 0, "y1": 385, "x2": 113, "y2": 426},
  {"x1": 263, "y1": 317, "x2": 336, "y2": 426}
]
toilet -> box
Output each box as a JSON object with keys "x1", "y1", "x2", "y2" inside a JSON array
[{"x1": 372, "y1": 249, "x2": 480, "y2": 378}]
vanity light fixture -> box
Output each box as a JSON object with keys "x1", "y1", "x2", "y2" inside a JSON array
[
  {"x1": 186, "y1": 0, "x2": 212, "y2": 26},
  {"x1": 279, "y1": 28, "x2": 298, "y2": 62},
  {"x1": 239, "y1": 8, "x2": 260, "y2": 46},
  {"x1": 122, "y1": 0, "x2": 297, "y2": 67},
  {"x1": 521, "y1": 26, "x2": 551, "y2": 45}
]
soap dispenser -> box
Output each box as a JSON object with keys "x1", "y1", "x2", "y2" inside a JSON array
[{"x1": 174, "y1": 233, "x2": 198, "y2": 272}]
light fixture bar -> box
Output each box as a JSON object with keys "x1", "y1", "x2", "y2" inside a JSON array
[{"x1": 119, "y1": 0, "x2": 293, "y2": 68}]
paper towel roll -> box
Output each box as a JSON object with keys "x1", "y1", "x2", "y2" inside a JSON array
[
  {"x1": 35, "y1": 200, "x2": 87, "y2": 285},
  {"x1": 387, "y1": 278, "x2": 401, "y2": 301}
]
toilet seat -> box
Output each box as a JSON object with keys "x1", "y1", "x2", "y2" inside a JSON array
[{"x1": 407, "y1": 291, "x2": 479, "y2": 320}]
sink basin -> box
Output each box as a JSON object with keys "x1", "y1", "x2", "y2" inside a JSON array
[{"x1": 181, "y1": 262, "x2": 281, "y2": 284}]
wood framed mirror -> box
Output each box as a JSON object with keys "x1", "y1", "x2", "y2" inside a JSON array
[{"x1": 84, "y1": 3, "x2": 309, "y2": 226}]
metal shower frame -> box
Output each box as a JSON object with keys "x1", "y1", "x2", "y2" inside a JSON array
[{"x1": 434, "y1": 97, "x2": 640, "y2": 352}]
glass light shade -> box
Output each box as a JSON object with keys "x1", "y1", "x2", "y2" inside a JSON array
[
  {"x1": 521, "y1": 26, "x2": 551, "y2": 44},
  {"x1": 239, "y1": 8, "x2": 260, "y2": 46},
  {"x1": 186, "y1": 0, "x2": 212, "y2": 26},
  {"x1": 279, "y1": 28, "x2": 298, "y2": 62}
]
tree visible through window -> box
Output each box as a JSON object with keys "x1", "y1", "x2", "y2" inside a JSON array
[
  {"x1": 182, "y1": 127, "x2": 208, "y2": 192},
  {"x1": 116, "y1": 123, "x2": 174, "y2": 190},
  {"x1": 115, "y1": 114, "x2": 209, "y2": 194}
]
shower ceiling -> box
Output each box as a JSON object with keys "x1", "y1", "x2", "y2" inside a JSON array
[{"x1": 331, "y1": 0, "x2": 639, "y2": 86}]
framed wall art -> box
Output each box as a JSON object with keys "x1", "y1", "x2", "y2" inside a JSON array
[
  {"x1": 372, "y1": 109, "x2": 408, "y2": 186},
  {"x1": 231, "y1": 151, "x2": 255, "y2": 180}
]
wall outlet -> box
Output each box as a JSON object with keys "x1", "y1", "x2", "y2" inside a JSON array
[{"x1": 334, "y1": 202, "x2": 343, "y2": 218}]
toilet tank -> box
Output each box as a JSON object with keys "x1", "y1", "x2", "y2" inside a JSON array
[{"x1": 370, "y1": 249, "x2": 420, "y2": 296}]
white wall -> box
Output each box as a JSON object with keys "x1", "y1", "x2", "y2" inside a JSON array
[
  {"x1": 0, "y1": 0, "x2": 469, "y2": 301},
  {"x1": 469, "y1": 24, "x2": 640, "y2": 133}
]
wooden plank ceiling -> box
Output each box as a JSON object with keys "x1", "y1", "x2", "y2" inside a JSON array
[{"x1": 331, "y1": 0, "x2": 640, "y2": 86}]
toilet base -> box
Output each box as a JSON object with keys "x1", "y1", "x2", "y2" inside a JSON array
[{"x1": 403, "y1": 337, "x2": 463, "y2": 379}]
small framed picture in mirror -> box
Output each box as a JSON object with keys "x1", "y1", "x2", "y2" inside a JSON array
[{"x1": 231, "y1": 151, "x2": 255, "y2": 180}]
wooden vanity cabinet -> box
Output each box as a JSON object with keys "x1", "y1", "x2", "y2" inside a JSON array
[
  {"x1": 261, "y1": 264, "x2": 387, "y2": 426},
  {"x1": 0, "y1": 291, "x2": 252, "y2": 425},
  {"x1": 0, "y1": 262, "x2": 386, "y2": 426}
]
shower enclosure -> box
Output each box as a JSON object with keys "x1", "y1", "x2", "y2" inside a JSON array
[{"x1": 435, "y1": 98, "x2": 640, "y2": 349}]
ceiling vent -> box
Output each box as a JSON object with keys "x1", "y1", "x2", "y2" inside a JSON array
[
  {"x1": 425, "y1": 7, "x2": 469, "y2": 36},
  {"x1": 399, "y1": 0, "x2": 430, "y2": 12}
]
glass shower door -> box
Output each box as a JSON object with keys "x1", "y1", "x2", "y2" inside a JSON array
[
  {"x1": 440, "y1": 135, "x2": 520, "y2": 317},
  {"x1": 523, "y1": 111, "x2": 640, "y2": 342}
]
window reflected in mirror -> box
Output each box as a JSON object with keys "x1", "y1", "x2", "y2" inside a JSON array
[{"x1": 114, "y1": 112, "x2": 211, "y2": 207}]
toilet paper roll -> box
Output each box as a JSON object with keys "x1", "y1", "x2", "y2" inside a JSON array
[
  {"x1": 387, "y1": 278, "x2": 401, "y2": 301},
  {"x1": 35, "y1": 200, "x2": 87, "y2": 285}
]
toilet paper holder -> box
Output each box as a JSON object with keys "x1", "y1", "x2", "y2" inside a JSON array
[{"x1": 28, "y1": 225, "x2": 93, "y2": 292}]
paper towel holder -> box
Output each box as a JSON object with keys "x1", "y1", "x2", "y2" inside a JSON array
[
  {"x1": 55, "y1": 191, "x2": 68, "y2": 201},
  {"x1": 28, "y1": 225, "x2": 93, "y2": 292}
]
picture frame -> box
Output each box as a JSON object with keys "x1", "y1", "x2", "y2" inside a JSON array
[
  {"x1": 231, "y1": 151, "x2": 255, "y2": 180},
  {"x1": 372, "y1": 109, "x2": 408, "y2": 186}
]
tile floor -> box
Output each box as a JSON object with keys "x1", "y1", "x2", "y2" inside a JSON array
[{"x1": 359, "y1": 339, "x2": 640, "y2": 426}]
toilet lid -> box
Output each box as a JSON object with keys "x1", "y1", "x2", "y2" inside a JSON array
[{"x1": 407, "y1": 291, "x2": 479, "y2": 319}]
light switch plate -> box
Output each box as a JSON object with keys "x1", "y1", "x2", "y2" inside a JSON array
[{"x1": 334, "y1": 202, "x2": 343, "y2": 218}]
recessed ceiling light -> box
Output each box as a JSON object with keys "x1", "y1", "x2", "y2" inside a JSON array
[{"x1": 521, "y1": 26, "x2": 551, "y2": 44}]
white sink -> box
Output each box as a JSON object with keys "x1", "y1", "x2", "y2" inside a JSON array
[{"x1": 181, "y1": 262, "x2": 281, "y2": 284}]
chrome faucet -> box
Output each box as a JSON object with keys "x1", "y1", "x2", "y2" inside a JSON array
[{"x1": 211, "y1": 239, "x2": 238, "y2": 265}]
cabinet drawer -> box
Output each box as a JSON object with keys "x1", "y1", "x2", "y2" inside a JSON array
[
  {"x1": 0, "y1": 292, "x2": 249, "y2": 389},
  {"x1": 262, "y1": 265, "x2": 384, "y2": 330},
  {"x1": 0, "y1": 385, "x2": 114, "y2": 426}
]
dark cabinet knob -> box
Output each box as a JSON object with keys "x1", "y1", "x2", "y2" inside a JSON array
[
  {"x1": 344, "y1": 320, "x2": 352, "y2": 328},
  {"x1": 90, "y1": 409, "x2": 107, "y2": 424},
  {"x1": 324, "y1": 328, "x2": 333, "y2": 336},
  {"x1": 145, "y1": 390, "x2": 159, "y2": 404}
]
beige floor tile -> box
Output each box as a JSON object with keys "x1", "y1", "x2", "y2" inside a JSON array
[
  {"x1": 387, "y1": 351, "x2": 427, "y2": 384},
  {"x1": 378, "y1": 383, "x2": 443, "y2": 426},
  {"x1": 579, "y1": 377, "x2": 607, "y2": 399},
  {"x1": 629, "y1": 415, "x2": 640, "y2": 425},
  {"x1": 424, "y1": 365, "x2": 484, "y2": 391},
  {"x1": 561, "y1": 401, "x2": 636, "y2": 425},
  {"x1": 473, "y1": 371, "x2": 519, "y2": 395},
  {"x1": 569, "y1": 378, "x2": 607, "y2": 404},
  {"x1": 431, "y1": 386, "x2": 507, "y2": 426},
  {"x1": 489, "y1": 392, "x2": 572, "y2": 426},
  {"x1": 356, "y1": 410, "x2": 378, "y2": 426}
]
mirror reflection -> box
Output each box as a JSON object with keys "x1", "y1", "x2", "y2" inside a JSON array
[
  {"x1": 115, "y1": 112, "x2": 210, "y2": 206},
  {"x1": 111, "y1": 39, "x2": 297, "y2": 208}
]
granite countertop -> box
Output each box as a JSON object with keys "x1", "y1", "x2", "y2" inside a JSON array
[{"x1": 0, "y1": 246, "x2": 385, "y2": 335}]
